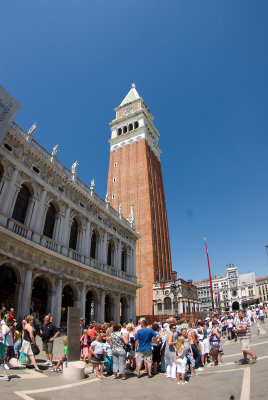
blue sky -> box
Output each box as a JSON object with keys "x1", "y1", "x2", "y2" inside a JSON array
[{"x1": 1, "y1": 0, "x2": 268, "y2": 281}]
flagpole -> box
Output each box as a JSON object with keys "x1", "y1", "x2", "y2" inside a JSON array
[{"x1": 204, "y1": 237, "x2": 214, "y2": 311}]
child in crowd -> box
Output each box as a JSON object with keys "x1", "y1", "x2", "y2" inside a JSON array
[
  {"x1": 89, "y1": 334, "x2": 105, "y2": 379},
  {"x1": 103, "y1": 338, "x2": 113, "y2": 375},
  {"x1": 2, "y1": 318, "x2": 15, "y2": 369},
  {"x1": 80, "y1": 329, "x2": 89, "y2": 364},
  {"x1": 14, "y1": 323, "x2": 22, "y2": 361},
  {"x1": 51, "y1": 339, "x2": 67, "y2": 372},
  {"x1": 175, "y1": 336, "x2": 187, "y2": 385}
]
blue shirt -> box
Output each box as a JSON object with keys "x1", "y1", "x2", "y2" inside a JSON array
[{"x1": 136, "y1": 328, "x2": 157, "y2": 352}]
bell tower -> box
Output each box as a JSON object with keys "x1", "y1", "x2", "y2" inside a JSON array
[{"x1": 107, "y1": 84, "x2": 172, "y2": 316}]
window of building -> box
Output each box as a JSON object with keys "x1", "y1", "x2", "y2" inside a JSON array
[
  {"x1": 129, "y1": 123, "x2": 133, "y2": 131},
  {"x1": 90, "y1": 230, "x2": 97, "y2": 259},
  {"x1": 118, "y1": 128, "x2": 122, "y2": 136},
  {"x1": 113, "y1": 178, "x2": 116, "y2": 183},
  {"x1": 123, "y1": 126, "x2": 127, "y2": 134},
  {"x1": 164, "y1": 297, "x2": 172, "y2": 311},
  {"x1": 157, "y1": 303, "x2": 162, "y2": 312},
  {"x1": 121, "y1": 248, "x2": 127, "y2": 272},
  {"x1": 69, "y1": 218, "x2": 78, "y2": 250},
  {"x1": 112, "y1": 194, "x2": 115, "y2": 200},
  {"x1": 134, "y1": 121, "x2": 139, "y2": 129},
  {"x1": 114, "y1": 163, "x2": 117, "y2": 167},
  {"x1": 43, "y1": 203, "x2": 56, "y2": 239},
  {"x1": 12, "y1": 184, "x2": 31, "y2": 224}
]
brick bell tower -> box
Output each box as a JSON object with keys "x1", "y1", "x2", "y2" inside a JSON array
[{"x1": 107, "y1": 84, "x2": 172, "y2": 316}]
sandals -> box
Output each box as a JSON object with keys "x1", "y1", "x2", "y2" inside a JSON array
[{"x1": 250, "y1": 357, "x2": 257, "y2": 365}]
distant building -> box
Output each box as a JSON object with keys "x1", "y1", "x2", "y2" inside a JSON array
[
  {"x1": 153, "y1": 272, "x2": 200, "y2": 317},
  {"x1": 212, "y1": 264, "x2": 258, "y2": 311},
  {"x1": 194, "y1": 264, "x2": 258, "y2": 312},
  {"x1": 193, "y1": 280, "x2": 212, "y2": 312},
  {"x1": 256, "y1": 276, "x2": 268, "y2": 303}
]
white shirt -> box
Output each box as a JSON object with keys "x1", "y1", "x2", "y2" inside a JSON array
[{"x1": 1, "y1": 325, "x2": 14, "y2": 346}]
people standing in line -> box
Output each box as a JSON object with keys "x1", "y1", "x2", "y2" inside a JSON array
[
  {"x1": 188, "y1": 322, "x2": 202, "y2": 371},
  {"x1": 175, "y1": 335, "x2": 187, "y2": 385},
  {"x1": 89, "y1": 333, "x2": 106, "y2": 379},
  {"x1": 164, "y1": 323, "x2": 178, "y2": 380},
  {"x1": 227, "y1": 315, "x2": 234, "y2": 340},
  {"x1": 135, "y1": 320, "x2": 159, "y2": 379},
  {"x1": 110, "y1": 323, "x2": 129, "y2": 380},
  {"x1": 80, "y1": 329, "x2": 89, "y2": 364},
  {"x1": 40, "y1": 315, "x2": 60, "y2": 368},
  {"x1": 20, "y1": 315, "x2": 42, "y2": 373},
  {"x1": 233, "y1": 309, "x2": 257, "y2": 365},
  {"x1": 180, "y1": 328, "x2": 195, "y2": 376}
]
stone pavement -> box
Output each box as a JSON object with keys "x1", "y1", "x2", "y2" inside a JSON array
[{"x1": 1, "y1": 324, "x2": 268, "y2": 400}]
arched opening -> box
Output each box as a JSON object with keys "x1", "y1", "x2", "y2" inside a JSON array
[
  {"x1": 121, "y1": 247, "x2": 127, "y2": 272},
  {"x1": 232, "y1": 301, "x2": 240, "y2": 311},
  {"x1": 90, "y1": 230, "x2": 97, "y2": 259},
  {"x1": 43, "y1": 203, "x2": 56, "y2": 239},
  {"x1": 0, "y1": 164, "x2": 4, "y2": 181},
  {"x1": 157, "y1": 302, "x2": 162, "y2": 313},
  {"x1": 61, "y1": 285, "x2": 74, "y2": 322},
  {"x1": 134, "y1": 121, "x2": 139, "y2": 129},
  {"x1": 105, "y1": 294, "x2": 113, "y2": 322},
  {"x1": 31, "y1": 277, "x2": 49, "y2": 317},
  {"x1": 164, "y1": 297, "x2": 172, "y2": 312},
  {"x1": 120, "y1": 297, "x2": 128, "y2": 323},
  {"x1": 128, "y1": 123, "x2": 133, "y2": 131},
  {"x1": 85, "y1": 290, "x2": 96, "y2": 324},
  {"x1": 69, "y1": 218, "x2": 78, "y2": 250},
  {"x1": 0, "y1": 265, "x2": 17, "y2": 309},
  {"x1": 118, "y1": 128, "x2": 122, "y2": 136},
  {"x1": 123, "y1": 126, "x2": 127, "y2": 134},
  {"x1": 107, "y1": 240, "x2": 114, "y2": 266},
  {"x1": 12, "y1": 184, "x2": 31, "y2": 224}
]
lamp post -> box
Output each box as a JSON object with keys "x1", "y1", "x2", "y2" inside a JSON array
[{"x1": 170, "y1": 271, "x2": 179, "y2": 318}]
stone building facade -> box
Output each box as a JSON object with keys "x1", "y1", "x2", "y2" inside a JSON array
[
  {"x1": 0, "y1": 121, "x2": 140, "y2": 326},
  {"x1": 153, "y1": 276, "x2": 200, "y2": 317},
  {"x1": 256, "y1": 276, "x2": 268, "y2": 303},
  {"x1": 193, "y1": 280, "x2": 212, "y2": 313},
  {"x1": 107, "y1": 84, "x2": 172, "y2": 316}
]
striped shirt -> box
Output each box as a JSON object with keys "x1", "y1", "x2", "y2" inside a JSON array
[{"x1": 238, "y1": 317, "x2": 251, "y2": 339}]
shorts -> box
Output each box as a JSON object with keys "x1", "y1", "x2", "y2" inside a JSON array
[
  {"x1": 91, "y1": 354, "x2": 105, "y2": 364},
  {"x1": 136, "y1": 351, "x2": 153, "y2": 365},
  {"x1": 176, "y1": 357, "x2": 187, "y2": 374},
  {"x1": 152, "y1": 346, "x2": 161, "y2": 363},
  {"x1": 42, "y1": 341, "x2": 53, "y2": 353},
  {"x1": 4, "y1": 346, "x2": 15, "y2": 359},
  {"x1": 240, "y1": 339, "x2": 250, "y2": 351}
]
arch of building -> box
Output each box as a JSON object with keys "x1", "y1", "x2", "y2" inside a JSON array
[
  {"x1": 232, "y1": 301, "x2": 240, "y2": 311},
  {"x1": 117, "y1": 121, "x2": 139, "y2": 136}
]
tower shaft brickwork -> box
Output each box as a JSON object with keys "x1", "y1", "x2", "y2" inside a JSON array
[{"x1": 107, "y1": 85, "x2": 172, "y2": 316}]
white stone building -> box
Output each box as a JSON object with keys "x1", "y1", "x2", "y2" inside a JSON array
[
  {"x1": 193, "y1": 280, "x2": 212, "y2": 313},
  {"x1": 212, "y1": 264, "x2": 258, "y2": 311},
  {"x1": 0, "y1": 121, "x2": 140, "y2": 326},
  {"x1": 153, "y1": 273, "x2": 200, "y2": 317}
]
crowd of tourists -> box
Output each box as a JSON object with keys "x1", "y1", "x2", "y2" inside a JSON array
[{"x1": 0, "y1": 304, "x2": 266, "y2": 382}]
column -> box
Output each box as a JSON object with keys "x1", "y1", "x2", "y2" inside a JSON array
[
  {"x1": 31, "y1": 189, "x2": 47, "y2": 233},
  {"x1": 61, "y1": 206, "x2": 71, "y2": 255},
  {"x1": 132, "y1": 295, "x2": 136, "y2": 323},
  {"x1": 102, "y1": 232, "x2": 108, "y2": 264},
  {"x1": 0, "y1": 167, "x2": 19, "y2": 223},
  {"x1": 80, "y1": 284, "x2": 86, "y2": 320},
  {"x1": 132, "y1": 248, "x2": 136, "y2": 277},
  {"x1": 54, "y1": 212, "x2": 64, "y2": 243},
  {"x1": 126, "y1": 249, "x2": 130, "y2": 274},
  {"x1": 21, "y1": 267, "x2": 33, "y2": 317},
  {"x1": 83, "y1": 220, "x2": 91, "y2": 257},
  {"x1": 114, "y1": 294, "x2": 120, "y2": 323},
  {"x1": 98, "y1": 289, "x2": 105, "y2": 323},
  {"x1": 53, "y1": 278, "x2": 63, "y2": 328},
  {"x1": 117, "y1": 240, "x2": 122, "y2": 270}
]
